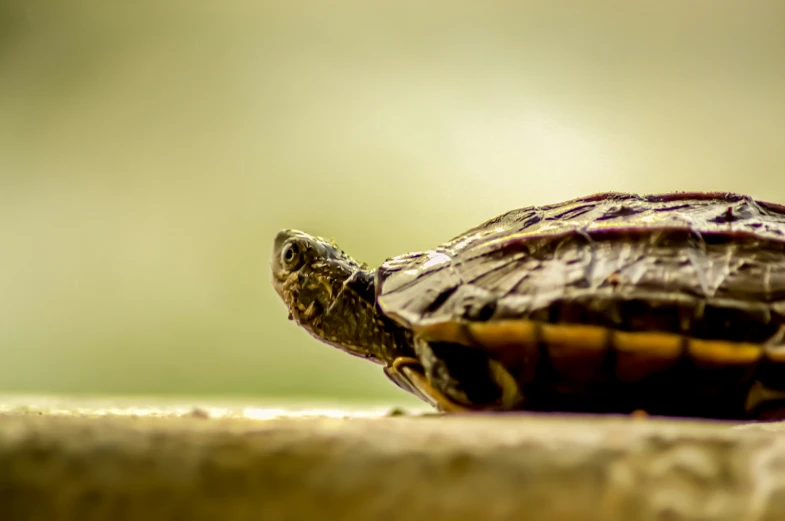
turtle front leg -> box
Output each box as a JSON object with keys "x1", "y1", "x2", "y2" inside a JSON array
[
  {"x1": 384, "y1": 357, "x2": 472, "y2": 413},
  {"x1": 412, "y1": 337, "x2": 524, "y2": 411}
]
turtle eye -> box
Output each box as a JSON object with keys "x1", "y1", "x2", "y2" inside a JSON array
[{"x1": 281, "y1": 240, "x2": 303, "y2": 270}]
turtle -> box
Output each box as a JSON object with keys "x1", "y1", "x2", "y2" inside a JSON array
[{"x1": 271, "y1": 192, "x2": 785, "y2": 420}]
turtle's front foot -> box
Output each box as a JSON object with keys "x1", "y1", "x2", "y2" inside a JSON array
[{"x1": 383, "y1": 357, "x2": 472, "y2": 413}]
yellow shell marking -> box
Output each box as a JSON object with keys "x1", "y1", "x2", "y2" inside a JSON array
[
  {"x1": 613, "y1": 331, "x2": 684, "y2": 382},
  {"x1": 688, "y1": 338, "x2": 762, "y2": 366},
  {"x1": 541, "y1": 323, "x2": 610, "y2": 383},
  {"x1": 417, "y1": 318, "x2": 767, "y2": 384}
]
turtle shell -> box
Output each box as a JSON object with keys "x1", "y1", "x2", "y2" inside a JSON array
[{"x1": 375, "y1": 192, "x2": 785, "y2": 418}]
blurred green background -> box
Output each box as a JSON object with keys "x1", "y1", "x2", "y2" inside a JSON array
[{"x1": 1, "y1": 1, "x2": 783, "y2": 405}]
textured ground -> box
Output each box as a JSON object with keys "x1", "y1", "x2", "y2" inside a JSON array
[{"x1": 1, "y1": 397, "x2": 785, "y2": 521}]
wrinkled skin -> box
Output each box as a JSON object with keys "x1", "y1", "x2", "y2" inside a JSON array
[{"x1": 271, "y1": 230, "x2": 414, "y2": 366}]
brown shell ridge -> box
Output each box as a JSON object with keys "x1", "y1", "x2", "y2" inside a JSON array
[
  {"x1": 528, "y1": 191, "x2": 785, "y2": 215},
  {"x1": 376, "y1": 192, "x2": 785, "y2": 337},
  {"x1": 378, "y1": 243, "x2": 785, "y2": 329},
  {"x1": 378, "y1": 193, "x2": 785, "y2": 279},
  {"x1": 378, "y1": 226, "x2": 785, "y2": 303}
]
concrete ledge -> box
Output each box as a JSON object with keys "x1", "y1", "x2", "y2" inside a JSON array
[{"x1": 1, "y1": 404, "x2": 785, "y2": 521}]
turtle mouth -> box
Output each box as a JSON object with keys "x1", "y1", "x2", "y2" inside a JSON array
[
  {"x1": 272, "y1": 271, "x2": 299, "y2": 314},
  {"x1": 270, "y1": 270, "x2": 287, "y2": 298}
]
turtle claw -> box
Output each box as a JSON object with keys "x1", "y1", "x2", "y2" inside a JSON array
[{"x1": 384, "y1": 357, "x2": 472, "y2": 413}]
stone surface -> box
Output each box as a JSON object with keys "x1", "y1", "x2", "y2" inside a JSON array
[{"x1": 2, "y1": 399, "x2": 785, "y2": 520}]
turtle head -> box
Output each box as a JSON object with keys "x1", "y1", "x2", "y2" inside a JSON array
[{"x1": 271, "y1": 229, "x2": 412, "y2": 364}]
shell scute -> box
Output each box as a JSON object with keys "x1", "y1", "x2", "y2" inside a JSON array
[{"x1": 377, "y1": 192, "x2": 785, "y2": 346}]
